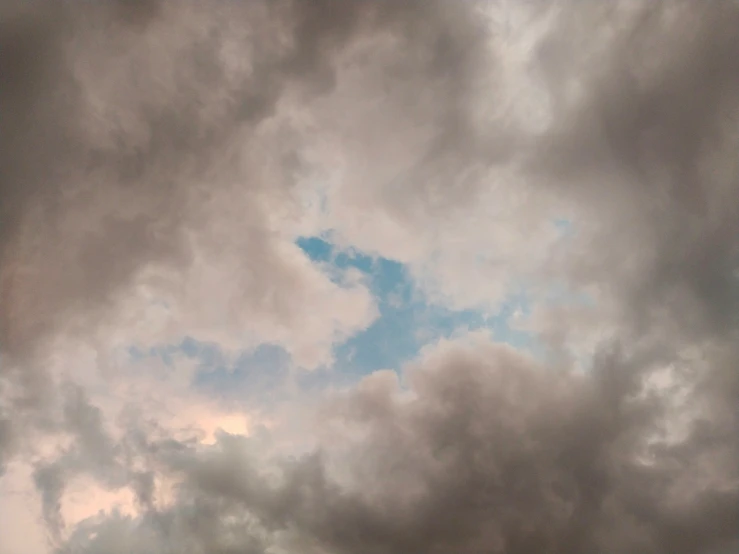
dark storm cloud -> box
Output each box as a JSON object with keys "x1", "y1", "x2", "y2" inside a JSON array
[
  {"x1": 531, "y1": 1, "x2": 739, "y2": 336},
  {"x1": 53, "y1": 340, "x2": 737, "y2": 554}
]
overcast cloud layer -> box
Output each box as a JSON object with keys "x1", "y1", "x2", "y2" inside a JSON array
[{"x1": 1, "y1": 1, "x2": 738, "y2": 553}]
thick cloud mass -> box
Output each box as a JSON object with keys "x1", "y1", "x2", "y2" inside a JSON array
[
  {"x1": 1, "y1": 1, "x2": 738, "y2": 553},
  {"x1": 0, "y1": 0, "x2": 490, "y2": 362},
  {"x1": 42, "y1": 338, "x2": 739, "y2": 554}
]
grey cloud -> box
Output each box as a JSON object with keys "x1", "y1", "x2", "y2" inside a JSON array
[
  {"x1": 0, "y1": 413, "x2": 13, "y2": 476},
  {"x1": 52, "y1": 340, "x2": 737, "y2": 554},
  {"x1": 0, "y1": 0, "x2": 494, "y2": 494},
  {"x1": 0, "y1": 0, "x2": 492, "y2": 364},
  {"x1": 34, "y1": 461, "x2": 67, "y2": 544},
  {"x1": 1, "y1": 1, "x2": 735, "y2": 363},
  {"x1": 531, "y1": 1, "x2": 739, "y2": 336},
  {"x1": 1, "y1": 1, "x2": 738, "y2": 553},
  {"x1": 32, "y1": 385, "x2": 127, "y2": 541}
]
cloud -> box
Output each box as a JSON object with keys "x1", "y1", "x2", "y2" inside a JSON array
[
  {"x1": 0, "y1": 0, "x2": 492, "y2": 363},
  {"x1": 41, "y1": 336, "x2": 737, "y2": 554},
  {"x1": 0, "y1": 1, "x2": 737, "y2": 554},
  {"x1": 531, "y1": 1, "x2": 739, "y2": 328}
]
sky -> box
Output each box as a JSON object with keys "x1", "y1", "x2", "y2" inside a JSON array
[{"x1": 0, "y1": 1, "x2": 738, "y2": 553}]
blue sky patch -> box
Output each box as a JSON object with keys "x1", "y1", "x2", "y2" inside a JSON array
[
  {"x1": 297, "y1": 235, "x2": 535, "y2": 376},
  {"x1": 123, "y1": 236, "x2": 540, "y2": 397}
]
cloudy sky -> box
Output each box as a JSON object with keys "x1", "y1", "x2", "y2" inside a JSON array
[{"x1": 1, "y1": 1, "x2": 738, "y2": 553}]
